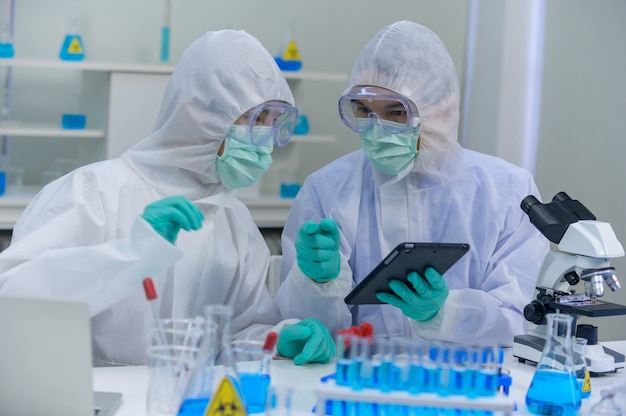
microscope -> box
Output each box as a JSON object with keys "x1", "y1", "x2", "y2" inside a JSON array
[{"x1": 512, "y1": 192, "x2": 626, "y2": 374}]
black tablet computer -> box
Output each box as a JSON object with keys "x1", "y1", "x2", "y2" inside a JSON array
[{"x1": 344, "y1": 242, "x2": 470, "y2": 305}]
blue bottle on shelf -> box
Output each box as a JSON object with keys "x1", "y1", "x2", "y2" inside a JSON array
[{"x1": 59, "y1": 33, "x2": 85, "y2": 61}]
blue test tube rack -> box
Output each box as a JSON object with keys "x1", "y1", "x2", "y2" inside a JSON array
[{"x1": 329, "y1": 336, "x2": 514, "y2": 416}]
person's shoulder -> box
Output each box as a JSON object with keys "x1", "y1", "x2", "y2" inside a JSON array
[{"x1": 464, "y1": 148, "x2": 532, "y2": 178}]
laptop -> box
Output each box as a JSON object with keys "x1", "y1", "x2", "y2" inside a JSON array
[{"x1": 0, "y1": 295, "x2": 123, "y2": 416}]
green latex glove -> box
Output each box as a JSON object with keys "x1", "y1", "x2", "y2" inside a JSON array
[
  {"x1": 295, "y1": 218, "x2": 341, "y2": 282},
  {"x1": 375, "y1": 267, "x2": 449, "y2": 322},
  {"x1": 141, "y1": 196, "x2": 204, "y2": 243},
  {"x1": 277, "y1": 318, "x2": 336, "y2": 365}
]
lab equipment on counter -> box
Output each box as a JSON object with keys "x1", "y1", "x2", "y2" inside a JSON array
[
  {"x1": 513, "y1": 192, "x2": 626, "y2": 374},
  {"x1": 589, "y1": 389, "x2": 623, "y2": 415},
  {"x1": 525, "y1": 313, "x2": 581, "y2": 415},
  {"x1": 178, "y1": 304, "x2": 245, "y2": 416},
  {"x1": 325, "y1": 334, "x2": 515, "y2": 415}
]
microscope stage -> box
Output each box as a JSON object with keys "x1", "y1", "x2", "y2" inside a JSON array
[{"x1": 552, "y1": 300, "x2": 626, "y2": 317}]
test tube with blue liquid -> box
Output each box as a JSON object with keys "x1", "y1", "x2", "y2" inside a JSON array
[
  {"x1": 407, "y1": 343, "x2": 429, "y2": 395},
  {"x1": 335, "y1": 334, "x2": 359, "y2": 388},
  {"x1": 372, "y1": 338, "x2": 393, "y2": 392},
  {"x1": 422, "y1": 341, "x2": 442, "y2": 393},
  {"x1": 389, "y1": 339, "x2": 411, "y2": 392},
  {"x1": 475, "y1": 345, "x2": 500, "y2": 397}
]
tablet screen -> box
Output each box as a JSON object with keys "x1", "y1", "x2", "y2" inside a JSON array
[{"x1": 344, "y1": 242, "x2": 470, "y2": 305}]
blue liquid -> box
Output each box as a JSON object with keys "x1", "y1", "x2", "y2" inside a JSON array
[
  {"x1": 422, "y1": 367, "x2": 440, "y2": 393},
  {"x1": 475, "y1": 371, "x2": 498, "y2": 397},
  {"x1": 239, "y1": 372, "x2": 270, "y2": 413},
  {"x1": 62, "y1": 114, "x2": 86, "y2": 129},
  {"x1": 177, "y1": 397, "x2": 209, "y2": 416},
  {"x1": 294, "y1": 114, "x2": 309, "y2": 135},
  {"x1": 280, "y1": 182, "x2": 300, "y2": 198},
  {"x1": 408, "y1": 364, "x2": 425, "y2": 394},
  {"x1": 335, "y1": 360, "x2": 351, "y2": 386},
  {"x1": 526, "y1": 370, "x2": 581, "y2": 415},
  {"x1": 161, "y1": 26, "x2": 170, "y2": 63},
  {"x1": 577, "y1": 379, "x2": 591, "y2": 399},
  {"x1": 274, "y1": 57, "x2": 302, "y2": 71},
  {"x1": 0, "y1": 43, "x2": 14, "y2": 58}
]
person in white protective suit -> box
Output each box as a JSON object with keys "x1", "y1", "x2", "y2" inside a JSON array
[
  {"x1": 275, "y1": 20, "x2": 550, "y2": 348},
  {"x1": 0, "y1": 30, "x2": 335, "y2": 366}
]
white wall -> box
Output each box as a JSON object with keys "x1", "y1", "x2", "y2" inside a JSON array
[
  {"x1": 464, "y1": 0, "x2": 626, "y2": 341},
  {"x1": 535, "y1": 0, "x2": 626, "y2": 341},
  {"x1": 2, "y1": 0, "x2": 468, "y2": 186}
]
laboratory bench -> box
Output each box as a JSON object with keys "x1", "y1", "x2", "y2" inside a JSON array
[{"x1": 94, "y1": 341, "x2": 626, "y2": 416}]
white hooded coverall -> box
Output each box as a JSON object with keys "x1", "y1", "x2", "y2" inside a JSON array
[
  {"x1": 275, "y1": 21, "x2": 550, "y2": 347},
  {"x1": 0, "y1": 30, "x2": 293, "y2": 365}
]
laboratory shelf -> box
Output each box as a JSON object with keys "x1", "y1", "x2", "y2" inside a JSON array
[
  {"x1": 0, "y1": 57, "x2": 175, "y2": 74},
  {"x1": 289, "y1": 134, "x2": 336, "y2": 143},
  {"x1": 0, "y1": 124, "x2": 105, "y2": 138},
  {"x1": 0, "y1": 58, "x2": 348, "y2": 81}
]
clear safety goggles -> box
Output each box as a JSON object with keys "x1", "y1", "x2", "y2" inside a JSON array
[
  {"x1": 338, "y1": 86, "x2": 420, "y2": 134},
  {"x1": 234, "y1": 101, "x2": 298, "y2": 147}
]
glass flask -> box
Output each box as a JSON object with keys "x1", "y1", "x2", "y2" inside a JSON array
[
  {"x1": 525, "y1": 313, "x2": 581, "y2": 415},
  {"x1": 177, "y1": 304, "x2": 245, "y2": 416},
  {"x1": 572, "y1": 337, "x2": 591, "y2": 399},
  {"x1": 589, "y1": 389, "x2": 623, "y2": 416}
]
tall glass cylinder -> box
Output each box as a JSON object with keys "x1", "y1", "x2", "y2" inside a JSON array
[{"x1": 525, "y1": 313, "x2": 581, "y2": 415}]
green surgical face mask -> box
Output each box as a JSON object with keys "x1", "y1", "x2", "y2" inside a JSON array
[
  {"x1": 216, "y1": 126, "x2": 273, "y2": 189},
  {"x1": 359, "y1": 119, "x2": 420, "y2": 175}
]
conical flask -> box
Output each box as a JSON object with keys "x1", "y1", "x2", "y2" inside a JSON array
[
  {"x1": 525, "y1": 313, "x2": 581, "y2": 415},
  {"x1": 177, "y1": 304, "x2": 246, "y2": 416}
]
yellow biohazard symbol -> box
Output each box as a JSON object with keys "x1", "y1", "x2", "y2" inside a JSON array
[
  {"x1": 582, "y1": 370, "x2": 591, "y2": 394},
  {"x1": 67, "y1": 37, "x2": 83, "y2": 54},
  {"x1": 281, "y1": 40, "x2": 301, "y2": 61},
  {"x1": 204, "y1": 377, "x2": 246, "y2": 416}
]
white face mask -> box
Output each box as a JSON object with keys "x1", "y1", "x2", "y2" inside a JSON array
[
  {"x1": 216, "y1": 126, "x2": 273, "y2": 189},
  {"x1": 359, "y1": 119, "x2": 420, "y2": 175}
]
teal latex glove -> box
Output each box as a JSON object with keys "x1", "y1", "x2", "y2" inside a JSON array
[
  {"x1": 295, "y1": 218, "x2": 340, "y2": 282},
  {"x1": 375, "y1": 267, "x2": 449, "y2": 322},
  {"x1": 277, "y1": 318, "x2": 336, "y2": 365},
  {"x1": 141, "y1": 196, "x2": 204, "y2": 243}
]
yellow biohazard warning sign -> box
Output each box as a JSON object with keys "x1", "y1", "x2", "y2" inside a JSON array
[
  {"x1": 67, "y1": 37, "x2": 83, "y2": 54},
  {"x1": 581, "y1": 370, "x2": 591, "y2": 395},
  {"x1": 281, "y1": 39, "x2": 301, "y2": 61},
  {"x1": 60, "y1": 34, "x2": 85, "y2": 61},
  {"x1": 204, "y1": 377, "x2": 246, "y2": 416}
]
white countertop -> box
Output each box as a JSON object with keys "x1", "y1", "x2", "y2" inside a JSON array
[{"x1": 93, "y1": 341, "x2": 626, "y2": 416}]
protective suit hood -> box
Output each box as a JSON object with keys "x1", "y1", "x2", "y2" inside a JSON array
[
  {"x1": 122, "y1": 30, "x2": 295, "y2": 201},
  {"x1": 347, "y1": 20, "x2": 463, "y2": 184}
]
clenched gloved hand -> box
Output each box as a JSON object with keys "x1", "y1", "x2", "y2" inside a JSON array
[
  {"x1": 142, "y1": 196, "x2": 204, "y2": 244},
  {"x1": 375, "y1": 267, "x2": 449, "y2": 322},
  {"x1": 277, "y1": 318, "x2": 336, "y2": 365},
  {"x1": 295, "y1": 218, "x2": 340, "y2": 282}
]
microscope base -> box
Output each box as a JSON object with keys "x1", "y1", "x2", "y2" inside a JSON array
[{"x1": 512, "y1": 334, "x2": 624, "y2": 374}]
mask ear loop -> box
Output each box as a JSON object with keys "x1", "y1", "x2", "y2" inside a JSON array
[{"x1": 409, "y1": 116, "x2": 421, "y2": 128}]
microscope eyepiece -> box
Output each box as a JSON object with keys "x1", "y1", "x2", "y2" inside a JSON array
[{"x1": 520, "y1": 195, "x2": 540, "y2": 215}]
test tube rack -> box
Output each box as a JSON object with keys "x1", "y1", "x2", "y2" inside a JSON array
[{"x1": 314, "y1": 380, "x2": 516, "y2": 416}]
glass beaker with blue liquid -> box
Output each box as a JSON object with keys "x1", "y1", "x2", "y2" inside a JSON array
[{"x1": 525, "y1": 313, "x2": 581, "y2": 415}]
